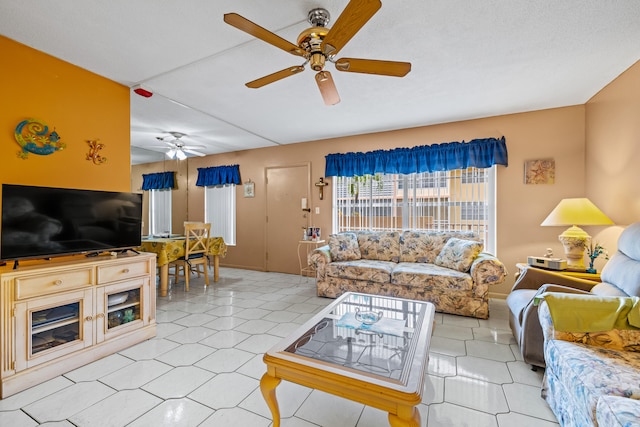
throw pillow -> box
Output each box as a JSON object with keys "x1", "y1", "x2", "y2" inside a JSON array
[
  {"x1": 329, "y1": 233, "x2": 361, "y2": 261},
  {"x1": 357, "y1": 231, "x2": 401, "y2": 262},
  {"x1": 434, "y1": 238, "x2": 484, "y2": 272}
]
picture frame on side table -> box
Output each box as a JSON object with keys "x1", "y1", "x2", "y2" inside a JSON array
[{"x1": 243, "y1": 181, "x2": 255, "y2": 198}]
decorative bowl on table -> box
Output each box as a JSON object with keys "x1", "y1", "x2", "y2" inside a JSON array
[{"x1": 355, "y1": 308, "x2": 383, "y2": 325}]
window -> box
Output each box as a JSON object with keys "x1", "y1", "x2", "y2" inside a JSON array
[
  {"x1": 460, "y1": 202, "x2": 487, "y2": 220},
  {"x1": 148, "y1": 188, "x2": 172, "y2": 236},
  {"x1": 204, "y1": 184, "x2": 236, "y2": 245},
  {"x1": 333, "y1": 167, "x2": 496, "y2": 253}
]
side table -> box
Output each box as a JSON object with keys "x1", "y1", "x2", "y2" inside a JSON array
[
  {"x1": 298, "y1": 240, "x2": 325, "y2": 278},
  {"x1": 515, "y1": 263, "x2": 601, "y2": 282}
]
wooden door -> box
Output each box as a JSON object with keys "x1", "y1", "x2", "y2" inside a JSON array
[{"x1": 266, "y1": 164, "x2": 310, "y2": 274}]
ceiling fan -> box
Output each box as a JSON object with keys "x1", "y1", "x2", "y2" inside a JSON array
[
  {"x1": 150, "y1": 131, "x2": 206, "y2": 160},
  {"x1": 223, "y1": 0, "x2": 411, "y2": 105}
]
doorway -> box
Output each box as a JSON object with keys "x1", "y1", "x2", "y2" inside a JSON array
[{"x1": 265, "y1": 163, "x2": 310, "y2": 274}]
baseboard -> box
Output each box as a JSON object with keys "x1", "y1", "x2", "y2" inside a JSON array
[{"x1": 489, "y1": 292, "x2": 508, "y2": 300}]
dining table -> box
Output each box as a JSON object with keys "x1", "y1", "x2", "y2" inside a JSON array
[{"x1": 139, "y1": 236, "x2": 227, "y2": 297}]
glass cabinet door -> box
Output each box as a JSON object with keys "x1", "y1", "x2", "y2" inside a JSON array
[
  {"x1": 31, "y1": 302, "x2": 80, "y2": 354},
  {"x1": 14, "y1": 288, "x2": 93, "y2": 371},
  {"x1": 107, "y1": 288, "x2": 141, "y2": 328},
  {"x1": 96, "y1": 278, "x2": 149, "y2": 342}
]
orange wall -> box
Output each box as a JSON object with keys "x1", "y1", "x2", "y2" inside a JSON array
[
  {"x1": 133, "y1": 105, "x2": 587, "y2": 296},
  {"x1": 0, "y1": 36, "x2": 131, "y2": 191}
]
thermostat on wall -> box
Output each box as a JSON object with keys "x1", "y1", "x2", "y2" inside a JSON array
[{"x1": 527, "y1": 256, "x2": 567, "y2": 271}]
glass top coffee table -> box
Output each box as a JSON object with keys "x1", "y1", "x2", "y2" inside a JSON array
[{"x1": 261, "y1": 292, "x2": 435, "y2": 427}]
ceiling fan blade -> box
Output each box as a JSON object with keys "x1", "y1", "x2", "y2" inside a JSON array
[
  {"x1": 315, "y1": 71, "x2": 340, "y2": 106},
  {"x1": 224, "y1": 13, "x2": 305, "y2": 57},
  {"x1": 334, "y1": 58, "x2": 411, "y2": 77},
  {"x1": 183, "y1": 149, "x2": 206, "y2": 157},
  {"x1": 246, "y1": 65, "x2": 305, "y2": 88},
  {"x1": 321, "y1": 0, "x2": 381, "y2": 56},
  {"x1": 156, "y1": 137, "x2": 174, "y2": 147},
  {"x1": 182, "y1": 145, "x2": 207, "y2": 150}
]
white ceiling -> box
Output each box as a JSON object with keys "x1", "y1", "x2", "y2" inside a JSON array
[{"x1": 2, "y1": 1, "x2": 639, "y2": 165}]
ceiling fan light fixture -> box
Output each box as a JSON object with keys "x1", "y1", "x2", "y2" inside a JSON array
[
  {"x1": 310, "y1": 53, "x2": 326, "y2": 71},
  {"x1": 175, "y1": 149, "x2": 187, "y2": 160},
  {"x1": 166, "y1": 148, "x2": 177, "y2": 159}
]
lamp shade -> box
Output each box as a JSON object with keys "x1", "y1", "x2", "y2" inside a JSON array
[{"x1": 541, "y1": 198, "x2": 613, "y2": 226}]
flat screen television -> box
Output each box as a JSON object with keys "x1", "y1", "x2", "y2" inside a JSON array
[{"x1": 1, "y1": 184, "x2": 143, "y2": 262}]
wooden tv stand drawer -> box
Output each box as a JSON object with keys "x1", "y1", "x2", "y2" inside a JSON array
[
  {"x1": 97, "y1": 259, "x2": 150, "y2": 284},
  {"x1": 14, "y1": 267, "x2": 95, "y2": 300},
  {"x1": 0, "y1": 253, "x2": 156, "y2": 399}
]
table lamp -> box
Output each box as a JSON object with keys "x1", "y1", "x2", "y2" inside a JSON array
[{"x1": 541, "y1": 198, "x2": 613, "y2": 270}]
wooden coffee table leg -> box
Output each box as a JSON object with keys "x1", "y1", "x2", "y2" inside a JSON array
[
  {"x1": 260, "y1": 372, "x2": 282, "y2": 427},
  {"x1": 388, "y1": 405, "x2": 421, "y2": 427}
]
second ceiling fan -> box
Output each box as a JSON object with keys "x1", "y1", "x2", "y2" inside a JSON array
[
  {"x1": 224, "y1": 0, "x2": 411, "y2": 105},
  {"x1": 151, "y1": 132, "x2": 206, "y2": 160}
]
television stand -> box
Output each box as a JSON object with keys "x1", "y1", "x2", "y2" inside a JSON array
[{"x1": 0, "y1": 252, "x2": 156, "y2": 398}]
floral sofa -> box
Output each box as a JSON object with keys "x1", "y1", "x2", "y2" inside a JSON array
[
  {"x1": 538, "y1": 294, "x2": 640, "y2": 426},
  {"x1": 309, "y1": 230, "x2": 507, "y2": 319}
]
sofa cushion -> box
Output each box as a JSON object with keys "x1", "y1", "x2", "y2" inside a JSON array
[
  {"x1": 600, "y1": 222, "x2": 640, "y2": 297},
  {"x1": 325, "y1": 260, "x2": 396, "y2": 284},
  {"x1": 391, "y1": 262, "x2": 473, "y2": 291},
  {"x1": 591, "y1": 281, "x2": 631, "y2": 297},
  {"x1": 596, "y1": 395, "x2": 640, "y2": 427},
  {"x1": 329, "y1": 233, "x2": 361, "y2": 262},
  {"x1": 399, "y1": 231, "x2": 443, "y2": 263},
  {"x1": 600, "y1": 253, "x2": 640, "y2": 297},
  {"x1": 357, "y1": 231, "x2": 400, "y2": 262},
  {"x1": 434, "y1": 238, "x2": 483, "y2": 272},
  {"x1": 545, "y1": 339, "x2": 640, "y2": 425}
]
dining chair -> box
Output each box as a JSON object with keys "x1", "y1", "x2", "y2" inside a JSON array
[{"x1": 170, "y1": 222, "x2": 211, "y2": 291}]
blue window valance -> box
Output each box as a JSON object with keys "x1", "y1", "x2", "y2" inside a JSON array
[
  {"x1": 141, "y1": 171, "x2": 176, "y2": 190},
  {"x1": 325, "y1": 137, "x2": 508, "y2": 177},
  {"x1": 196, "y1": 164, "x2": 241, "y2": 187}
]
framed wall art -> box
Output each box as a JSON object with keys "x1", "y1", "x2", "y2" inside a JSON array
[
  {"x1": 243, "y1": 181, "x2": 255, "y2": 198},
  {"x1": 524, "y1": 158, "x2": 555, "y2": 184}
]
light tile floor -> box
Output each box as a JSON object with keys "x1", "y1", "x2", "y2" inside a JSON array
[{"x1": 0, "y1": 268, "x2": 559, "y2": 426}]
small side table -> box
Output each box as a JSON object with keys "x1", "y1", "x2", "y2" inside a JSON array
[
  {"x1": 515, "y1": 263, "x2": 601, "y2": 282},
  {"x1": 298, "y1": 240, "x2": 326, "y2": 278}
]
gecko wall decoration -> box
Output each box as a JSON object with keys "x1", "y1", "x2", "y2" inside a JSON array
[
  {"x1": 14, "y1": 118, "x2": 65, "y2": 159},
  {"x1": 86, "y1": 139, "x2": 107, "y2": 165}
]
